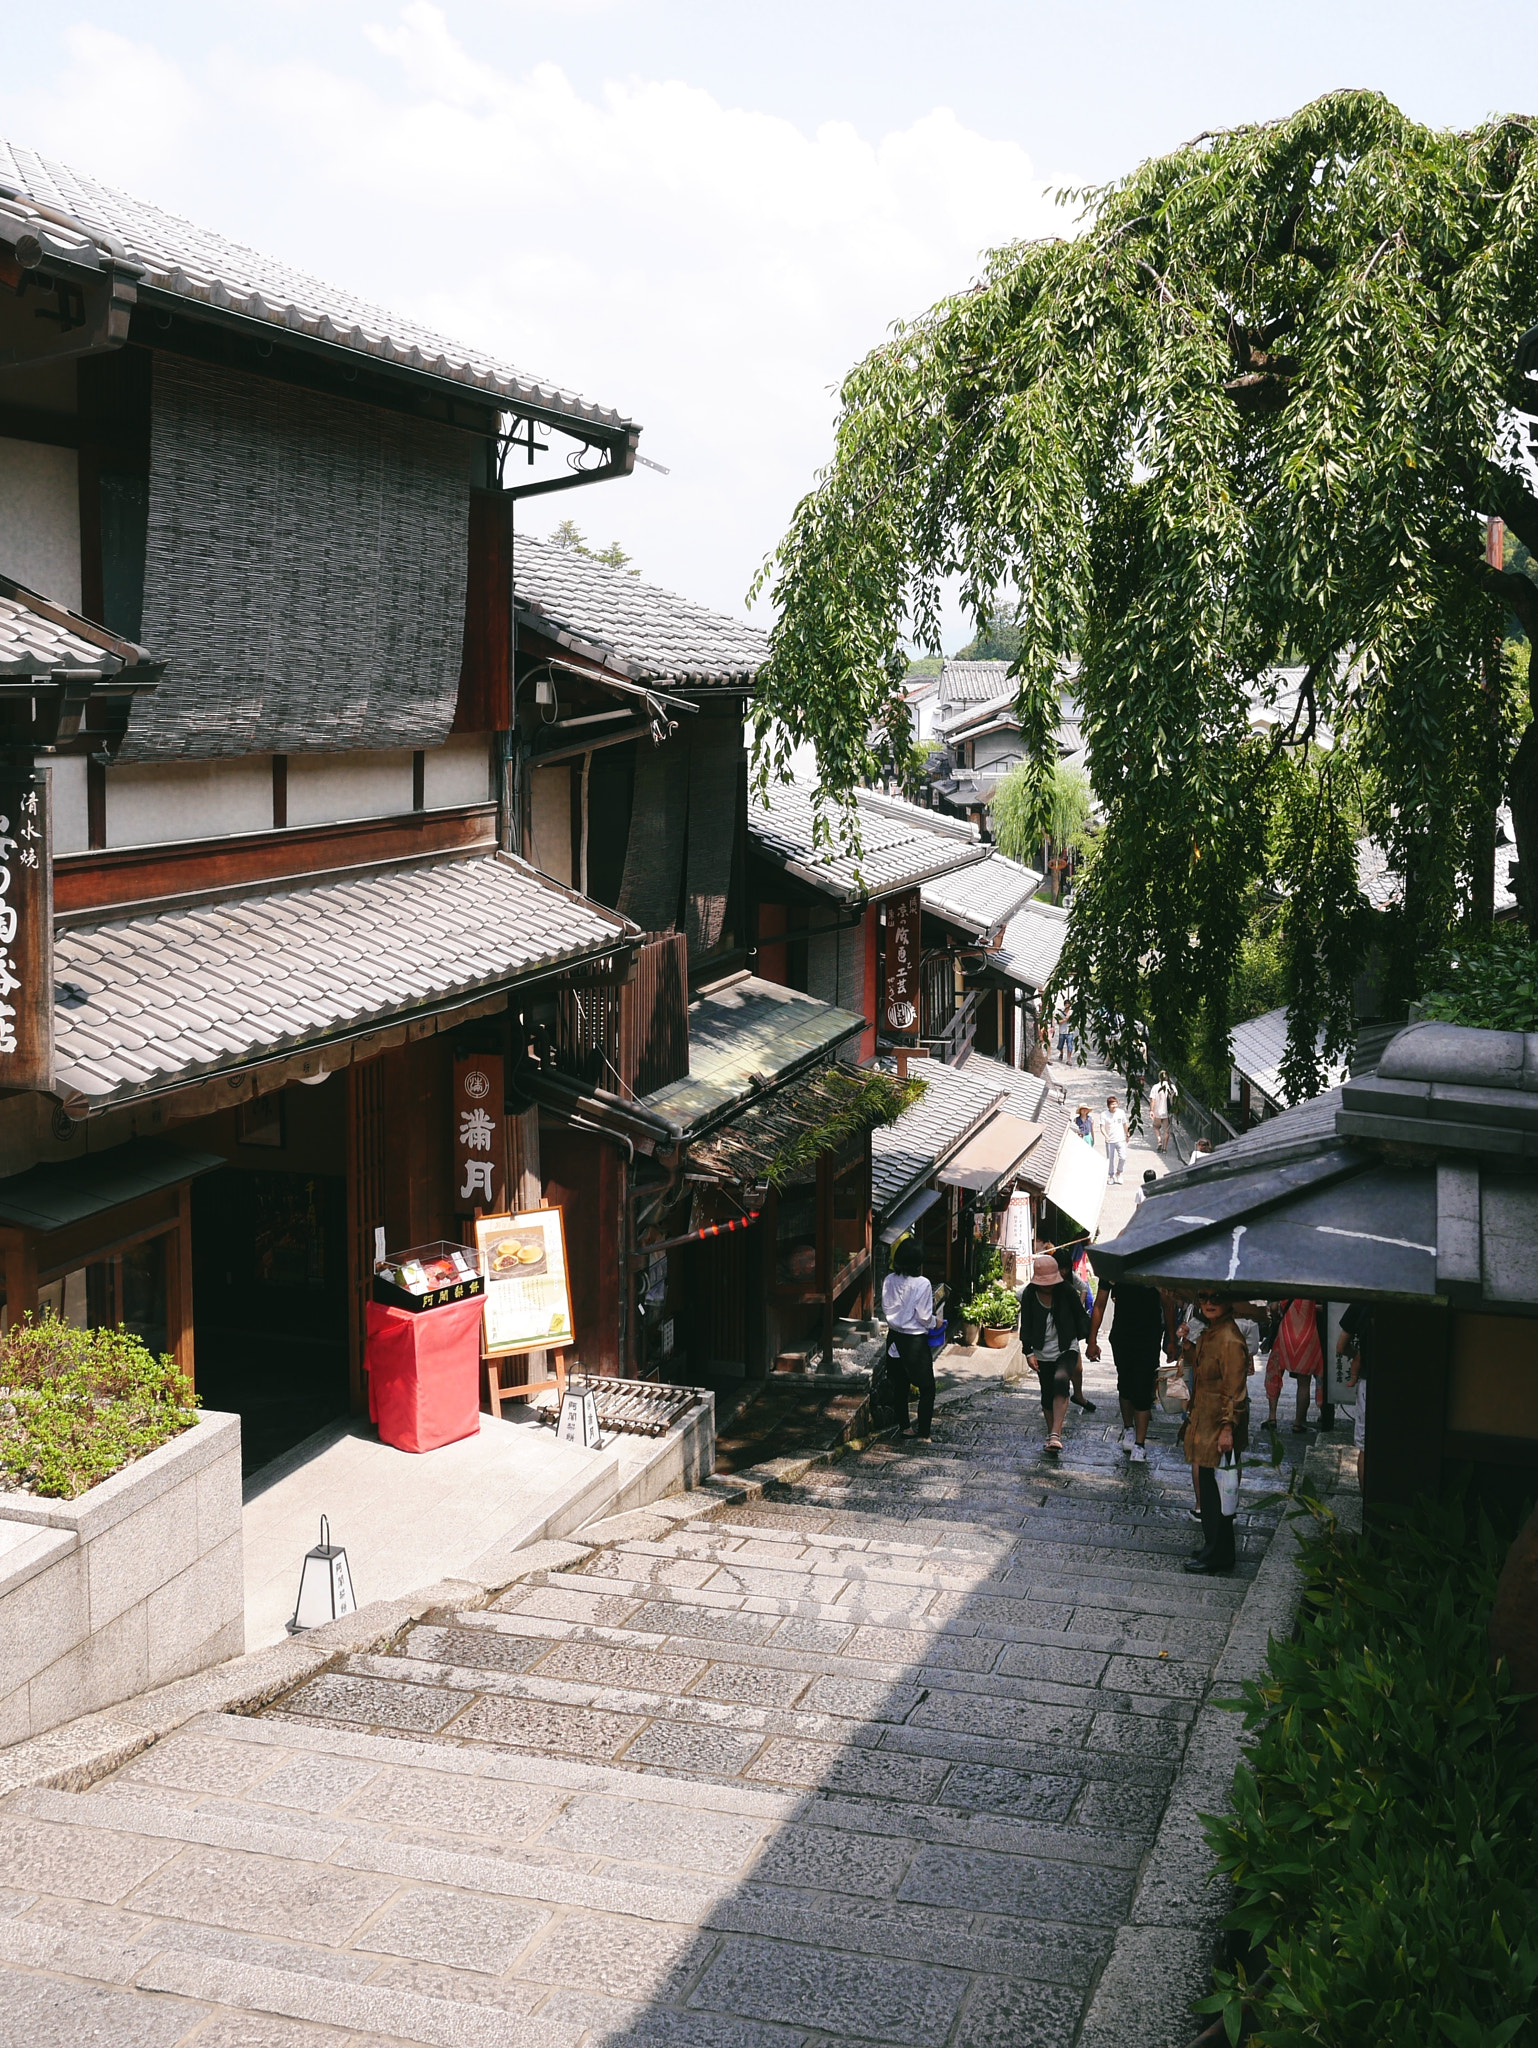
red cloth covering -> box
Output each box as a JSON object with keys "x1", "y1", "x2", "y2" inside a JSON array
[{"x1": 365, "y1": 1295, "x2": 484, "y2": 1452}]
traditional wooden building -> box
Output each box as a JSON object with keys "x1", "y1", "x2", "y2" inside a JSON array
[{"x1": 0, "y1": 142, "x2": 647, "y2": 1469}]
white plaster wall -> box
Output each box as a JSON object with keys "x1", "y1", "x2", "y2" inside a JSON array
[
  {"x1": 0, "y1": 439, "x2": 81, "y2": 609},
  {"x1": 529, "y1": 762, "x2": 572, "y2": 885},
  {"x1": 106, "y1": 757, "x2": 273, "y2": 848},
  {"x1": 48, "y1": 756, "x2": 89, "y2": 855},
  {"x1": 287, "y1": 748, "x2": 415, "y2": 828},
  {"x1": 424, "y1": 732, "x2": 492, "y2": 810}
]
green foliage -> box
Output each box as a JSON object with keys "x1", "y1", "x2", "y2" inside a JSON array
[
  {"x1": 953, "y1": 610, "x2": 1024, "y2": 662},
  {"x1": 904, "y1": 655, "x2": 944, "y2": 676},
  {"x1": 898, "y1": 738, "x2": 944, "y2": 799},
  {"x1": 549, "y1": 519, "x2": 639, "y2": 576},
  {"x1": 973, "y1": 1244, "x2": 1004, "y2": 1287},
  {"x1": 1419, "y1": 924, "x2": 1538, "y2": 1030},
  {"x1": 761, "y1": 1067, "x2": 927, "y2": 1190},
  {"x1": 0, "y1": 1314, "x2": 197, "y2": 1500},
  {"x1": 752, "y1": 92, "x2": 1538, "y2": 1096},
  {"x1": 993, "y1": 760, "x2": 1093, "y2": 863},
  {"x1": 1198, "y1": 1494, "x2": 1538, "y2": 2045},
  {"x1": 959, "y1": 1282, "x2": 1019, "y2": 1329}
]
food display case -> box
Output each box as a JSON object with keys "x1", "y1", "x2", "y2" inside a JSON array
[{"x1": 366, "y1": 1239, "x2": 485, "y2": 1452}]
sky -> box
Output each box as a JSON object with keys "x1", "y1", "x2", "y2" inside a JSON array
[{"x1": 1, "y1": 2, "x2": 1521, "y2": 651}]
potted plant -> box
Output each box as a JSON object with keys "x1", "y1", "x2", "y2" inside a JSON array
[{"x1": 960, "y1": 1283, "x2": 1019, "y2": 1349}]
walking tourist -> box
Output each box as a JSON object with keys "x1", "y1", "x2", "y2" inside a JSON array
[
  {"x1": 880, "y1": 1236, "x2": 938, "y2": 1441},
  {"x1": 1021, "y1": 1250, "x2": 1090, "y2": 1457},
  {"x1": 1074, "y1": 1103, "x2": 1094, "y2": 1144},
  {"x1": 1183, "y1": 1291, "x2": 1250, "y2": 1574},
  {"x1": 1136, "y1": 1168, "x2": 1157, "y2": 1207},
  {"x1": 1040, "y1": 1240, "x2": 1097, "y2": 1412},
  {"x1": 1099, "y1": 1095, "x2": 1129, "y2": 1184},
  {"x1": 1265, "y1": 1295, "x2": 1327, "y2": 1433},
  {"x1": 1149, "y1": 1070, "x2": 1174, "y2": 1151},
  {"x1": 1055, "y1": 1007, "x2": 1076, "y2": 1061},
  {"x1": 1339, "y1": 1301, "x2": 1372, "y2": 1491},
  {"x1": 1087, "y1": 1278, "x2": 1170, "y2": 1462}
]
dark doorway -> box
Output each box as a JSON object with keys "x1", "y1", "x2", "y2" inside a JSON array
[{"x1": 191, "y1": 1166, "x2": 350, "y2": 1474}]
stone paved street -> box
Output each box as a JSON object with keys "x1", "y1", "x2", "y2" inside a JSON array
[{"x1": 0, "y1": 1365, "x2": 1315, "y2": 2047}]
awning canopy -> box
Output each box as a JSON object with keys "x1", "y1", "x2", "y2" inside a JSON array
[
  {"x1": 937, "y1": 1113, "x2": 1044, "y2": 1196},
  {"x1": 879, "y1": 1186, "x2": 943, "y2": 1245},
  {"x1": 0, "y1": 1137, "x2": 223, "y2": 1233},
  {"x1": 1044, "y1": 1129, "x2": 1108, "y2": 1237},
  {"x1": 686, "y1": 1061, "x2": 920, "y2": 1189},
  {"x1": 642, "y1": 975, "x2": 864, "y2": 1140}
]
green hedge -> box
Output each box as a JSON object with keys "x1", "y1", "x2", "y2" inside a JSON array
[
  {"x1": 1199, "y1": 1495, "x2": 1538, "y2": 2046},
  {"x1": 0, "y1": 1313, "x2": 196, "y2": 1500}
]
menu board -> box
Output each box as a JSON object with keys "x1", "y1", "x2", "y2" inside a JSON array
[{"x1": 475, "y1": 1206, "x2": 575, "y2": 1357}]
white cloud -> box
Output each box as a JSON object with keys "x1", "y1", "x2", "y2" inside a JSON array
[{"x1": 4, "y1": 6, "x2": 1071, "y2": 641}]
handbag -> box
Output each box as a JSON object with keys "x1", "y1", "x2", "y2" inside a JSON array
[{"x1": 1215, "y1": 1449, "x2": 1241, "y2": 1516}]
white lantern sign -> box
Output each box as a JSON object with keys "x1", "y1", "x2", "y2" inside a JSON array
[{"x1": 286, "y1": 1515, "x2": 356, "y2": 1634}]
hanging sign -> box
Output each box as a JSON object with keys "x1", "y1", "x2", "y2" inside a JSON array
[
  {"x1": 884, "y1": 888, "x2": 921, "y2": 1037},
  {"x1": 453, "y1": 1054, "x2": 505, "y2": 1213},
  {"x1": 475, "y1": 1205, "x2": 575, "y2": 1357},
  {"x1": 0, "y1": 768, "x2": 52, "y2": 1092}
]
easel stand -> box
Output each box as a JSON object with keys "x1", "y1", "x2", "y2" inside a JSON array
[{"x1": 486, "y1": 1345, "x2": 568, "y2": 1419}]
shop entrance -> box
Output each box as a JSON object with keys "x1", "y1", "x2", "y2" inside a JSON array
[{"x1": 191, "y1": 1167, "x2": 350, "y2": 1475}]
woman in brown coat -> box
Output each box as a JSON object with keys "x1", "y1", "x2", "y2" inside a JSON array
[{"x1": 1184, "y1": 1291, "x2": 1250, "y2": 1575}]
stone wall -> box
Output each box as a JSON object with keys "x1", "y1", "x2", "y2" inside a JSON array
[{"x1": 0, "y1": 1408, "x2": 243, "y2": 1746}]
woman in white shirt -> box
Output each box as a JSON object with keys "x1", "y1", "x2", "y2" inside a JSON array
[{"x1": 880, "y1": 1236, "x2": 939, "y2": 1440}]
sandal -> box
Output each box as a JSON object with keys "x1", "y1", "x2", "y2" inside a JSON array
[{"x1": 1045, "y1": 1435, "x2": 1064, "y2": 1455}]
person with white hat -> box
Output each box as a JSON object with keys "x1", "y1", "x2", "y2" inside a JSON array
[{"x1": 1019, "y1": 1250, "x2": 1091, "y2": 1456}]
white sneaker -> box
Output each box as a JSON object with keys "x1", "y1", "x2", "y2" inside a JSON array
[
  {"x1": 1130, "y1": 1443, "x2": 1148, "y2": 1463},
  {"x1": 1119, "y1": 1427, "x2": 1136, "y2": 1454}
]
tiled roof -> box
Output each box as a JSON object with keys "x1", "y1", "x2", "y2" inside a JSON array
[
  {"x1": 921, "y1": 853, "x2": 1042, "y2": 938},
  {"x1": 871, "y1": 1056, "x2": 1006, "y2": 1213},
  {"x1": 641, "y1": 975, "x2": 864, "y2": 1138},
  {"x1": 1229, "y1": 1004, "x2": 1349, "y2": 1109},
  {"x1": 1359, "y1": 827, "x2": 1519, "y2": 918},
  {"x1": 0, "y1": 574, "x2": 150, "y2": 676},
  {"x1": 0, "y1": 142, "x2": 628, "y2": 435},
  {"x1": 53, "y1": 854, "x2": 632, "y2": 1106},
  {"x1": 750, "y1": 784, "x2": 985, "y2": 904},
  {"x1": 993, "y1": 900, "x2": 1070, "y2": 990},
  {"x1": 939, "y1": 659, "x2": 1013, "y2": 708},
  {"x1": 515, "y1": 533, "x2": 766, "y2": 687}
]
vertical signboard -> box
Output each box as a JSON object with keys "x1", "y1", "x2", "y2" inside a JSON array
[
  {"x1": 0, "y1": 768, "x2": 52, "y2": 1092},
  {"x1": 453, "y1": 1053, "x2": 505, "y2": 1214},
  {"x1": 883, "y1": 888, "x2": 921, "y2": 1038}
]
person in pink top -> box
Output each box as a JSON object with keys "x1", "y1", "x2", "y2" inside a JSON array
[{"x1": 1265, "y1": 1296, "x2": 1325, "y2": 1433}]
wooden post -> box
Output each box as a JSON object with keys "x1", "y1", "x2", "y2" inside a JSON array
[
  {"x1": 169, "y1": 1185, "x2": 196, "y2": 1388},
  {"x1": 0, "y1": 1227, "x2": 38, "y2": 1327}
]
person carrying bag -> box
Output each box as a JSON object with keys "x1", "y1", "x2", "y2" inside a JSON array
[{"x1": 879, "y1": 1237, "x2": 940, "y2": 1441}]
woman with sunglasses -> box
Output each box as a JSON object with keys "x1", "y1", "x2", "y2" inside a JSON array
[{"x1": 1183, "y1": 1291, "x2": 1250, "y2": 1574}]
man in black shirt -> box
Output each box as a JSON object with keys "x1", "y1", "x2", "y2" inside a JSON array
[{"x1": 1088, "y1": 1279, "x2": 1172, "y2": 1463}]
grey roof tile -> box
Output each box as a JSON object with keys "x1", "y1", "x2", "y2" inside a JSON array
[
  {"x1": 53, "y1": 852, "x2": 632, "y2": 1107},
  {"x1": 870, "y1": 1056, "x2": 1007, "y2": 1213},
  {"x1": 0, "y1": 142, "x2": 628, "y2": 435},
  {"x1": 921, "y1": 853, "x2": 1041, "y2": 937},
  {"x1": 0, "y1": 576, "x2": 150, "y2": 674},
  {"x1": 1229, "y1": 1005, "x2": 1349, "y2": 1109},
  {"x1": 993, "y1": 900, "x2": 1071, "y2": 991},
  {"x1": 751, "y1": 784, "x2": 986, "y2": 904},
  {"x1": 515, "y1": 532, "x2": 767, "y2": 686}
]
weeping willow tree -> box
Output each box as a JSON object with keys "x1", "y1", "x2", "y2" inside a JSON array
[{"x1": 752, "y1": 93, "x2": 1538, "y2": 1097}]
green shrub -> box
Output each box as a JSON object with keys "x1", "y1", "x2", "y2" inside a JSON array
[
  {"x1": 0, "y1": 1314, "x2": 197, "y2": 1500},
  {"x1": 1197, "y1": 1494, "x2": 1538, "y2": 2045},
  {"x1": 1418, "y1": 926, "x2": 1538, "y2": 1033},
  {"x1": 960, "y1": 1283, "x2": 1018, "y2": 1329}
]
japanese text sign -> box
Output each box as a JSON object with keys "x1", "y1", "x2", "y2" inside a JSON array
[
  {"x1": 0, "y1": 769, "x2": 52, "y2": 1092},
  {"x1": 453, "y1": 1054, "x2": 505, "y2": 1213},
  {"x1": 883, "y1": 889, "x2": 921, "y2": 1038}
]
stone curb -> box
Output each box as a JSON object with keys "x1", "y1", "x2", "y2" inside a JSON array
[{"x1": 1073, "y1": 1441, "x2": 1358, "y2": 2048}]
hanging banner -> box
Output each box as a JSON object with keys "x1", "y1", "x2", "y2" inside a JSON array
[
  {"x1": 475, "y1": 1206, "x2": 575, "y2": 1357},
  {"x1": 0, "y1": 768, "x2": 52, "y2": 1092},
  {"x1": 883, "y1": 888, "x2": 921, "y2": 1037},
  {"x1": 453, "y1": 1053, "x2": 505, "y2": 1214}
]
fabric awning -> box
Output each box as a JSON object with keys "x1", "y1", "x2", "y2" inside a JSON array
[
  {"x1": 878, "y1": 1186, "x2": 943, "y2": 1245},
  {"x1": 1044, "y1": 1129, "x2": 1108, "y2": 1236},
  {"x1": 937, "y1": 1113, "x2": 1044, "y2": 1196},
  {"x1": 0, "y1": 1138, "x2": 224, "y2": 1233}
]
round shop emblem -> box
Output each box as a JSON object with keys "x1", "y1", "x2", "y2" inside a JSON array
[
  {"x1": 463, "y1": 1068, "x2": 492, "y2": 1101},
  {"x1": 886, "y1": 1000, "x2": 918, "y2": 1031}
]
